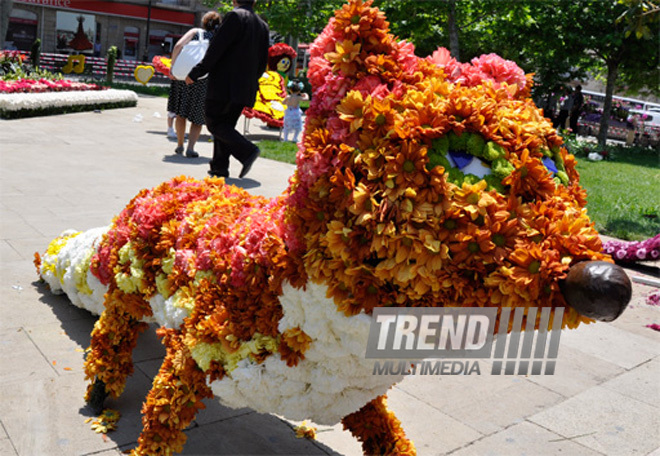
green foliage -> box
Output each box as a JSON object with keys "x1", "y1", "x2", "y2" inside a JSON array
[
  {"x1": 1, "y1": 64, "x2": 61, "y2": 81},
  {"x1": 99, "y1": 81, "x2": 169, "y2": 97},
  {"x1": 30, "y1": 38, "x2": 41, "y2": 68},
  {"x1": 106, "y1": 46, "x2": 118, "y2": 84},
  {"x1": 0, "y1": 50, "x2": 61, "y2": 81},
  {"x1": 204, "y1": 0, "x2": 345, "y2": 42}
]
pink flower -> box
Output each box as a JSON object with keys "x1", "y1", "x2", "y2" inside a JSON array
[
  {"x1": 353, "y1": 75, "x2": 389, "y2": 99},
  {"x1": 174, "y1": 249, "x2": 195, "y2": 276},
  {"x1": 396, "y1": 40, "x2": 418, "y2": 74},
  {"x1": 471, "y1": 53, "x2": 526, "y2": 90},
  {"x1": 647, "y1": 292, "x2": 660, "y2": 306},
  {"x1": 426, "y1": 47, "x2": 461, "y2": 81},
  {"x1": 309, "y1": 20, "x2": 338, "y2": 60}
]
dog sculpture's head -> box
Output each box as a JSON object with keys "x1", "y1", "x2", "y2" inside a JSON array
[{"x1": 283, "y1": 0, "x2": 631, "y2": 329}]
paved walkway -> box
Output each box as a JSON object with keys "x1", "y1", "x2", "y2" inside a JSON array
[{"x1": 1, "y1": 95, "x2": 659, "y2": 456}]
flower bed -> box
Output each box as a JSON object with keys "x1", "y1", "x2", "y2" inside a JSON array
[
  {"x1": 602, "y1": 234, "x2": 660, "y2": 262},
  {"x1": 2, "y1": 50, "x2": 138, "y2": 119},
  {"x1": 0, "y1": 78, "x2": 103, "y2": 94},
  {"x1": 0, "y1": 87, "x2": 138, "y2": 119}
]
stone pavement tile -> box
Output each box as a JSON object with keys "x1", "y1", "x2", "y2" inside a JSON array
[
  {"x1": 22, "y1": 319, "x2": 96, "y2": 376},
  {"x1": 2, "y1": 195, "x2": 74, "y2": 216},
  {"x1": 127, "y1": 411, "x2": 330, "y2": 455},
  {"x1": 0, "y1": 421, "x2": 19, "y2": 456},
  {"x1": 0, "y1": 216, "x2": 43, "y2": 241},
  {"x1": 648, "y1": 447, "x2": 660, "y2": 456},
  {"x1": 529, "y1": 386, "x2": 660, "y2": 455},
  {"x1": 0, "y1": 369, "x2": 153, "y2": 456},
  {"x1": 0, "y1": 327, "x2": 57, "y2": 386},
  {"x1": 609, "y1": 287, "x2": 660, "y2": 341},
  {"x1": 0, "y1": 438, "x2": 18, "y2": 456},
  {"x1": 387, "y1": 385, "x2": 484, "y2": 454},
  {"x1": 396, "y1": 367, "x2": 564, "y2": 435},
  {"x1": 81, "y1": 450, "x2": 123, "y2": 456},
  {"x1": 1, "y1": 240, "x2": 22, "y2": 263},
  {"x1": 599, "y1": 357, "x2": 660, "y2": 407},
  {"x1": 525, "y1": 344, "x2": 624, "y2": 397},
  {"x1": 132, "y1": 324, "x2": 167, "y2": 364},
  {"x1": 0, "y1": 262, "x2": 96, "y2": 330},
  {"x1": 294, "y1": 421, "x2": 363, "y2": 456},
  {"x1": 450, "y1": 421, "x2": 604, "y2": 456},
  {"x1": 559, "y1": 321, "x2": 660, "y2": 369}
]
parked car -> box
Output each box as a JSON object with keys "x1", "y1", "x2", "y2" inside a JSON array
[
  {"x1": 577, "y1": 113, "x2": 634, "y2": 141},
  {"x1": 627, "y1": 109, "x2": 660, "y2": 147}
]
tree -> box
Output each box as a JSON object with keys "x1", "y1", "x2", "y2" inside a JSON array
[
  {"x1": 558, "y1": 0, "x2": 659, "y2": 147},
  {"x1": 204, "y1": 0, "x2": 344, "y2": 42}
]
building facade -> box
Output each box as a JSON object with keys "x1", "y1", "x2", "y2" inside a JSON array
[{"x1": 6, "y1": 0, "x2": 212, "y2": 62}]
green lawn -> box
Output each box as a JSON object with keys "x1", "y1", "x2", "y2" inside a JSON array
[
  {"x1": 577, "y1": 150, "x2": 659, "y2": 241},
  {"x1": 256, "y1": 140, "x2": 659, "y2": 241},
  {"x1": 257, "y1": 139, "x2": 298, "y2": 164}
]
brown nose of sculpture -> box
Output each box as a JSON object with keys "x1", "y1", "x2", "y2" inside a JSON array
[{"x1": 560, "y1": 261, "x2": 632, "y2": 322}]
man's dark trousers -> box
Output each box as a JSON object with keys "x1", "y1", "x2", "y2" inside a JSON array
[{"x1": 205, "y1": 101, "x2": 258, "y2": 176}]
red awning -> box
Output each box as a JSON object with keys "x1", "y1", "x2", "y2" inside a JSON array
[{"x1": 15, "y1": 0, "x2": 195, "y2": 26}]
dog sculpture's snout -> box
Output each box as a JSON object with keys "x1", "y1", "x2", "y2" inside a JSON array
[{"x1": 560, "y1": 261, "x2": 632, "y2": 322}]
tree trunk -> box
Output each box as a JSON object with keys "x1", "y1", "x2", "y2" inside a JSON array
[
  {"x1": 597, "y1": 60, "x2": 620, "y2": 149},
  {"x1": 447, "y1": 0, "x2": 460, "y2": 60}
]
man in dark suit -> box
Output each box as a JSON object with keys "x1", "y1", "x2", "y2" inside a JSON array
[{"x1": 186, "y1": 0, "x2": 269, "y2": 179}]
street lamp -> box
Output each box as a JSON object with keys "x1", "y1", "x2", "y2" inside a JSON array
[{"x1": 143, "y1": 0, "x2": 152, "y2": 62}]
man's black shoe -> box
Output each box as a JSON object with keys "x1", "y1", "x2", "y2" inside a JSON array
[
  {"x1": 239, "y1": 148, "x2": 260, "y2": 178},
  {"x1": 208, "y1": 169, "x2": 229, "y2": 178}
]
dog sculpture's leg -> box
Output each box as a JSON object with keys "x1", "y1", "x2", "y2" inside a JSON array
[
  {"x1": 84, "y1": 286, "x2": 151, "y2": 411},
  {"x1": 342, "y1": 395, "x2": 416, "y2": 456},
  {"x1": 131, "y1": 328, "x2": 213, "y2": 456}
]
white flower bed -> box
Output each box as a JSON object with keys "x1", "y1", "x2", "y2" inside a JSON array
[{"x1": 0, "y1": 89, "x2": 138, "y2": 118}]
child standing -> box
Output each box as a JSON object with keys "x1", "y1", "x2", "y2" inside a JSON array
[{"x1": 282, "y1": 80, "x2": 309, "y2": 143}]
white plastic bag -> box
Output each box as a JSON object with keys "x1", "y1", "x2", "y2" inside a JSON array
[{"x1": 170, "y1": 30, "x2": 208, "y2": 80}]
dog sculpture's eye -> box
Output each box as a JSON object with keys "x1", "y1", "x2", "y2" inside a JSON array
[{"x1": 426, "y1": 130, "x2": 568, "y2": 192}]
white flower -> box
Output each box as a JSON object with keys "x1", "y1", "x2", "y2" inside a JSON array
[
  {"x1": 211, "y1": 281, "x2": 404, "y2": 425},
  {"x1": 0, "y1": 89, "x2": 137, "y2": 112}
]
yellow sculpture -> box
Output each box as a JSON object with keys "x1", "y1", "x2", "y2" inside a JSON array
[
  {"x1": 134, "y1": 65, "x2": 155, "y2": 85},
  {"x1": 62, "y1": 54, "x2": 85, "y2": 74}
]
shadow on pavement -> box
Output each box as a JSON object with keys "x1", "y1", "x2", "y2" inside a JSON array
[
  {"x1": 146, "y1": 130, "x2": 214, "y2": 144},
  {"x1": 162, "y1": 154, "x2": 211, "y2": 165}
]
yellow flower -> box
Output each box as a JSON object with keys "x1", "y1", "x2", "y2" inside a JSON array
[
  {"x1": 337, "y1": 90, "x2": 367, "y2": 132},
  {"x1": 294, "y1": 421, "x2": 317, "y2": 439},
  {"x1": 325, "y1": 39, "x2": 362, "y2": 75}
]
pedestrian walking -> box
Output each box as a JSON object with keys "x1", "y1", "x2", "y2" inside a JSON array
[
  {"x1": 186, "y1": 0, "x2": 270, "y2": 179},
  {"x1": 168, "y1": 11, "x2": 221, "y2": 158},
  {"x1": 569, "y1": 84, "x2": 584, "y2": 133}
]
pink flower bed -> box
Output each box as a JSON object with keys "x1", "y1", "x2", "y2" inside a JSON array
[
  {"x1": 602, "y1": 233, "x2": 660, "y2": 262},
  {"x1": 0, "y1": 78, "x2": 106, "y2": 94}
]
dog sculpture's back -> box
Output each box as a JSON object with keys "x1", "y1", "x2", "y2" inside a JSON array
[{"x1": 36, "y1": 1, "x2": 631, "y2": 455}]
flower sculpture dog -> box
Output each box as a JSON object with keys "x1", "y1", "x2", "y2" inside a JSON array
[{"x1": 36, "y1": 1, "x2": 632, "y2": 455}]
